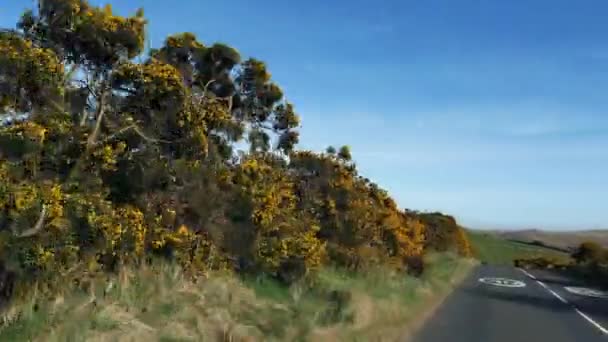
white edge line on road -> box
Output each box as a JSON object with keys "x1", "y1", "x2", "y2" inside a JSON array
[
  {"x1": 519, "y1": 268, "x2": 537, "y2": 280},
  {"x1": 518, "y1": 268, "x2": 608, "y2": 335},
  {"x1": 575, "y1": 309, "x2": 608, "y2": 335},
  {"x1": 536, "y1": 281, "x2": 569, "y2": 304}
]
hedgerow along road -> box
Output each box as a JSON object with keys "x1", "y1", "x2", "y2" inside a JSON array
[{"x1": 412, "y1": 265, "x2": 608, "y2": 342}]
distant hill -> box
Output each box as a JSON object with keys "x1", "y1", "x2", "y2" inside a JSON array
[{"x1": 488, "y1": 229, "x2": 608, "y2": 252}]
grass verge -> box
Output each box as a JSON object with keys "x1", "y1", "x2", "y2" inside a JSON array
[
  {"x1": 0, "y1": 253, "x2": 476, "y2": 342},
  {"x1": 467, "y1": 230, "x2": 571, "y2": 265}
]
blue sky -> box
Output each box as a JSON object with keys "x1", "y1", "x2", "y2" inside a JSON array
[{"x1": 2, "y1": 0, "x2": 608, "y2": 230}]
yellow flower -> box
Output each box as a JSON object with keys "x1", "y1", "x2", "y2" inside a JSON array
[{"x1": 177, "y1": 224, "x2": 189, "y2": 236}]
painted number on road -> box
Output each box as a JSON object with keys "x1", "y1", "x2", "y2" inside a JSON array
[
  {"x1": 479, "y1": 277, "x2": 526, "y2": 288},
  {"x1": 564, "y1": 287, "x2": 608, "y2": 299}
]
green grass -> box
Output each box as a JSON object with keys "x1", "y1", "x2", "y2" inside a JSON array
[
  {"x1": 0, "y1": 254, "x2": 476, "y2": 342},
  {"x1": 467, "y1": 230, "x2": 571, "y2": 265}
]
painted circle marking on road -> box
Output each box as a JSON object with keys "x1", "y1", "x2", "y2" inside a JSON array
[
  {"x1": 478, "y1": 277, "x2": 526, "y2": 288},
  {"x1": 564, "y1": 286, "x2": 608, "y2": 299}
]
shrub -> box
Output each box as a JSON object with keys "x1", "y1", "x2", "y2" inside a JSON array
[
  {"x1": 569, "y1": 242, "x2": 608, "y2": 288},
  {"x1": 571, "y1": 241, "x2": 607, "y2": 265},
  {"x1": 0, "y1": 1, "x2": 471, "y2": 309},
  {"x1": 418, "y1": 212, "x2": 472, "y2": 257},
  {"x1": 405, "y1": 255, "x2": 425, "y2": 277},
  {"x1": 513, "y1": 256, "x2": 570, "y2": 270}
]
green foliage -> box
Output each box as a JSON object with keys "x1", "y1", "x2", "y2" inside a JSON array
[
  {"x1": 19, "y1": 0, "x2": 147, "y2": 69},
  {"x1": 337, "y1": 145, "x2": 352, "y2": 161},
  {"x1": 152, "y1": 33, "x2": 300, "y2": 153}
]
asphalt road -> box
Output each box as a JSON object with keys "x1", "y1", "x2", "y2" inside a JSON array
[{"x1": 412, "y1": 265, "x2": 608, "y2": 342}]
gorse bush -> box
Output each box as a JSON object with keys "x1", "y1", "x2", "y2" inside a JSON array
[
  {"x1": 0, "y1": 0, "x2": 470, "y2": 303},
  {"x1": 570, "y1": 242, "x2": 608, "y2": 287},
  {"x1": 418, "y1": 212, "x2": 472, "y2": 257},
  {"x1": 571, "y1": 241, "x2": 608, "y2": 265},
  {"x1": 513, "y1": 256, "x2": 570, "y2": 270}
]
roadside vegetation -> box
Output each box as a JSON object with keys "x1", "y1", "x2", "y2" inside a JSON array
[
  {"x1": 0, "y1": 253, "x2": 476, "y2": 342},
  {"x1": 513, "y1": 241, "x2": 608, "y2": 289},
  {"x1": 566, "y1": 242, "x2": 608, "y2": 288},
  {"x1": 471, "y1": 229, "x2": 608, "y2": 289},
  {"x1": 0, "y1": 1, "x2": 475, "y2": 340}
]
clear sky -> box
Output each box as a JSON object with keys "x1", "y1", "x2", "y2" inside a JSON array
[{"x1": 2, "y1": 0, "x2": 607, "y2": 230}]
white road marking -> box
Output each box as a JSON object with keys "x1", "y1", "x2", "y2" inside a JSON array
[
  {"x1": 518, "y1": 268, "x2": 608, "y2": 335},
  {"x1": 479, "y1": 277, "x2": 526, "y2": 288},
  {"x1": 575, "y1": 309, "x2": 608, "y2": 335},
  {"x1": 519, "y1": 268, "x2": 537, "y2": 280},
  {"x1": 564, "y1": 286, "x2": 608, "y2": 299},
  {"x1": 536, "y1": 280, "x2": 569, "y2": 304}
]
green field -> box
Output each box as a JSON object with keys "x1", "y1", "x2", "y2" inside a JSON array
[{"x1": 467, "y1": 230, "x2": 571, "y2": 265}]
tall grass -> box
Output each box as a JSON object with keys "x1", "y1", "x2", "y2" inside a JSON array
[{"x1": 0, "y1": 253, "x2": 475, "y2": 342}]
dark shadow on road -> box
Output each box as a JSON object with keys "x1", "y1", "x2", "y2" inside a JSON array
[
  {"x1": 465, "y1": 280, "x2": 608, "y2": 327},
  {"x1": 462, "y1": 286, "x2": 569, "y2": 312},
  {"x1": 530, "y1": 268, "x2": 590, "y2": 287},
  {"x1": 533, "y1": 268, "x2": 608, "y2": 291},
  {"x1": 562, "y1": 294, "x2": 608, "y2": 325},
  {"x1": 533, "y1": 275, "x2": 586, "y2": 288},
  {"x1": 530, "y1": 269, "x2": 608, "y2": 323}
]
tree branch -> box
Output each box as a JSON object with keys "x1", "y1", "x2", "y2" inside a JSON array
[
  {"x1": 256, "y1": 123, "x2": 275, "y2": 131},
  {"x1": 74, "y1": 80, "x2": 98, "y2": 100},
  {"x1": 97, "y1": 124, "x2": 136, "y2": 144},
  {"x1": 86, "y1": 87, "x2": 108, "y2": 148},
  {"x1": 132, "y1": 126, "x2": 171, "y2": 144},
  {"x1": 16, "y1": 205, "x2": 47, "y2": 238},
  {"x1": 217, "y1": 96, "x2": 234, "y2": 112},
  {"x1": 202, "y1": 79, "x2": 216, "y2": 99},
  {"x1": 95, "y1": 123, "x2": 171, "y2": 147}
]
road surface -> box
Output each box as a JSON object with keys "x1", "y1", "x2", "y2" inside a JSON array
[{"x1": 413, "y1": 265, "x2": 608, "y2": 342}]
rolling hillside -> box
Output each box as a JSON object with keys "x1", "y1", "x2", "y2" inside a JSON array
[{"x1": 492, "y1": 229, "x2": 608, "y2": 251}]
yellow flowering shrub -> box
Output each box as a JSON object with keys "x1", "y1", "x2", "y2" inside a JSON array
[
  {"x1": 0, "y1": 34, "x2": 64, "y2": 112},
  {"x1": 0, "y1": 121, "x2": 50, "y2": 159},
  {"x1": 113, "y1": 60, "x2": 185, "y2": 100},
  {"x1": 289, "y1": 151, "x2": 428, "y2": 271},
  {"x1": 83, "y1": 204, "x2": 148, "y2": 262},
  {"x1": 0, "y1": 179, "x2": 79, "y2": 278},
  {"x1": 418, "y1": 212, "x2": 472, "y2": 257},
  {"x1": 117, "y1": 206, "x2": 146, "y2": 256},
  {"x1": 454, "y1": 226, "x2": 473, "y2": 257},
  {"x1": 0, "y1": 1, "x2": 474, "y2": 300},
  {"x1": 91, "y1": 142, "x2": 127, "y2": 171},
  {"x1": 232, "y1": 156, "x2": 326, "y2": 278},
  {"x1": 12, "y1": 183, "x2": 38, "y2": 213},
  {"x1": 147, "y1": 222, "x2": 227, "y2": 275}
]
